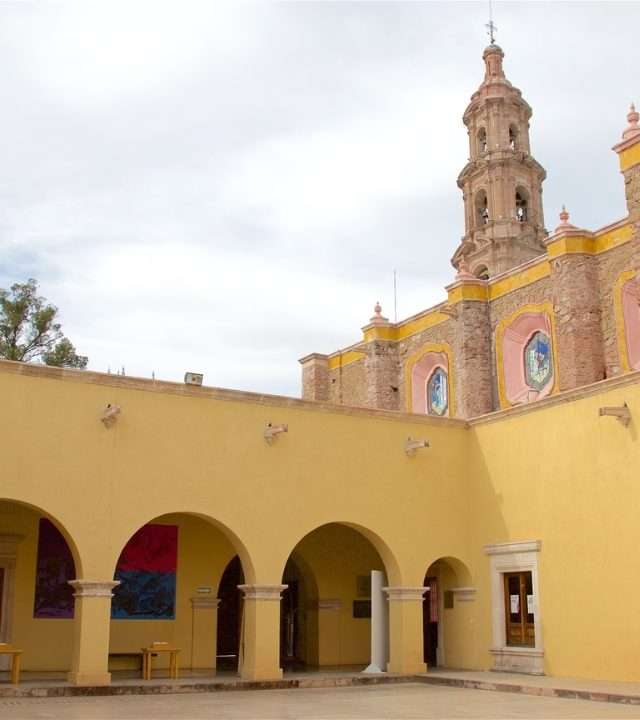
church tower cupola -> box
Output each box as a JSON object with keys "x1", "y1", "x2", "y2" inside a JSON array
[{"x1": 452, "y1": 44, "x2": 547, "y2": 278}]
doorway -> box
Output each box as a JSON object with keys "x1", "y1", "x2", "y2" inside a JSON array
[
  {"x1": 216, "y1": 556, "x2": 244, "y2": 672},
  {"x1": 504, "y1": 571, "x2": 535, "y2": 647},
  {"x1": 423, "y1": 576, "x2": 438, "y2": 667}
]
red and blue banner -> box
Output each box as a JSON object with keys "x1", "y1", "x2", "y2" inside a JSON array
[{"x1": 111, "y1": 524, "x2": 178, "y2": 620}]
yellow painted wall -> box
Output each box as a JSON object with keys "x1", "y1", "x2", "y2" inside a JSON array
[
  {"x1": 2, "y1": 361, "x2": 640, "y2": 682},
  {"x1": 469, "y1": 379, "x2": 640, "y2": 681}
]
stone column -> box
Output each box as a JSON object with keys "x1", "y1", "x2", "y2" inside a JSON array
[
  {"x1": 384, "y1": 587, "x2": 426, "y2": 675},
  {"x1": 299, "y1": 354, "x2": 329, "y2": 402},
  {"x1": 551, "y1": 254, "x2": 604, "y2": 389},
  {"x1": 361, "y1": 304, "x2": 400, "y2": 411},
  {"x1": 238, "y1": 584, "x2": 287, "y2": 681},
  {"x1": 191, "y1": 597, "x2": 220, "y2": 671},
  {"x1": 447, "y1": 276, "x2": 493, "y2": 418},
  {"x1": 67, "y1": 580, "x2": 119, "y2": 686}
]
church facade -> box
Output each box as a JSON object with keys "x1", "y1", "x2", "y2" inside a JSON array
[
  {"x1": 1, "y1": 43, "x2": 640, "y2": 692},
  {"x1": 300, "y1": 44, "x2": 640, "y2": 421}
]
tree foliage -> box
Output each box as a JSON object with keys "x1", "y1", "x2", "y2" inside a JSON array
[{"x1": 0, "y1": 279, "x2": 88, "y2": 369}]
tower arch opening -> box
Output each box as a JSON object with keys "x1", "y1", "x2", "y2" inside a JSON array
[
  {"x1": 515, "y1": 187, "x2": 529, "y2": 222},
  {"x1": 509, "y1": 124, "x2": 519, "y2": 151},
  {"x1": 477, "y1": 127, "x2": 488, "y2": 155},
  {"x1": 475, "y1": 190, "x2": 490, "y2": 226}
]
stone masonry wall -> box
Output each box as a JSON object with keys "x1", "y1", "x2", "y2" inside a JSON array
[
  {"x1": 328, "y1": 358, "x2": 367, "y2": 407},
  {"x1": 597, "y1": 242, "x2": 634, "y2": 376},
  {"x1": 301, "y1": 358, "x2": 329, "y2": 402},
  {"x1": 453, "y1": 300, "x2": 493, "y2": 417},
  {"x1": 363, "y1": 341, "x2": 400, "y2": 411},
  {"x1": 551, "y1": 254, "x2": 605, "y2": 390}
]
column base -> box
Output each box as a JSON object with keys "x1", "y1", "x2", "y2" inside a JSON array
[
  {"x1": 67, "y1": 671, "x2": 112, "y2": 686},
  {"x1": 240, "y1": 666, "x2": 284, "y2": 682}
]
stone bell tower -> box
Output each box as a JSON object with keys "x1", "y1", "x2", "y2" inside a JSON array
[{"x1": 451, "y1": 44, "x2": 547, "y2": 278}]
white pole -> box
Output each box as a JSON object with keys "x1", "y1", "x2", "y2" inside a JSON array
[{"x1": 362, "y1": 570, "x2": 388, "y2": 673}]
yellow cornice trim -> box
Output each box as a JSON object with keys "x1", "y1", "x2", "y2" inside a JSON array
[
  {"x1": 328, "y1": 350, "x2": 366, "y2": 371},
  {"x1": 618, "y1": 141, "x2": 640, "y2": 172},
  {"x1": 395, "y1": 310, "x2": 451, "y2": 341},
  {"x1": 595, "y1": 222, "x2": 633, "y2": 254},
  {"x1": 613, "y1": 269, "x2": 637, "y2": 374},
  {"x1": 447, "y1": 283, "x2": 488, "y2": 305},
  {"x1": 362, "y1": 324, "x2": 396, "y2": 342},
  {"x1": 403, "y1": 342, "x2": 456, "y2": 417},
  {"x1": 545, "y1": 234, "x2": 595, "y2": 258},
  {"x1": 488, "y1": 260, "x2": 550, "y2": 301},
  {"x1": 494, "y1": 301, "x2": 560, "y2": 410}
]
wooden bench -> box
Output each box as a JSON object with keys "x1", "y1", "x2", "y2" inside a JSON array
[
  {"x1": 108, "y1": 652, "x2": 143, "y2": 671},
  {"x1": 141, "y1": 643, "x2": 180, "y2": 681},
  {"x1": 0, "y1": 644, "x2": 22, "y2": 684}
]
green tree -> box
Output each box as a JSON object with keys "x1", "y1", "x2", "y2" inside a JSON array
[{"x1": 0, "y1": 279, "x2": 88, "y2": 369}]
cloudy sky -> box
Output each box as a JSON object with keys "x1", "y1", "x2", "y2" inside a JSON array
[{"x1": 1, "y1": 1, "x2": 638, "y2": 396}]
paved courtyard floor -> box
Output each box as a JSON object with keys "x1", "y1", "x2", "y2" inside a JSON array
[{"x1": 2, "y1": 683, "x2": 640, "y2": 720}]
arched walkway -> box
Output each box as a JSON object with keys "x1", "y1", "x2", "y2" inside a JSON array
[
  {"x1": 0, "y1": 499, "x2": 82, "y2": 675},
  {"x1": 279, "y1": 522, "x2": 392, "y2": 671},
  {"x1": 423, "y1": 556, "x2": 474, "y2": 669},
  {"x1": 108, "y1": 512, "x2": 250, "y2": 679}
]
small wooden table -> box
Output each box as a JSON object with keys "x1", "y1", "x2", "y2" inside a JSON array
[
  {"x1": 141, "y1": 645, "x2": 180, "y2": 680},
  {"x1": 0, "y1": 644, "x2": 22, "y2": 684}
]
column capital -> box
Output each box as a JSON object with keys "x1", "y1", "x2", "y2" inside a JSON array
[
  {"x1": 68, "y1": 580, "x2": 119, "y2": 598},
  {"x1": 238, "y1": 584, "x2": 287, "y2": 600},
  {"x1": 384, "y1": 586, "x2": 426, "y2": 602},
  {"x1": 190, "y1": 596, "x2": 221, "y2": 609}
]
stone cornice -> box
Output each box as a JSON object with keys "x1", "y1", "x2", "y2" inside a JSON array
[
  {"x1": 190, "y1": 597, "x2": 221, "y2": 609},
  {"x1": 68, "y1": 580, "x2": 120, "y2": 598},
  {"x1": 383, "y1": 586, "x2": 426, "y2": 601},
  {"x1": 470, "y1": 370, "x2": 640, "y2": 426},
  {"x1": 451, "y1": 587, "x2": 477, "y2": 601},
  {"x1": 238, "y1": 584, "x2": 288, "y2": 601},
  {"x1": 0, "y1": 359, "x2": 467, "y2": 430},
  {"x1": 484, "y1": 540, "x2": 541, "y2": 556}
]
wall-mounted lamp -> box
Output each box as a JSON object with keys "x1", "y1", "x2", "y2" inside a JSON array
[
  {"x1": 598, "y1": 403, "x2": 631, "y2": 427},
  {"x1": 101, "y1": 404, "x2": 121, "y2": 428},
  {"x1": 405, "y1": 437, "x2": 429, "y2": 456},
  {"x1": 264, "y1": 423, "x2": 288, "y2": 443}
]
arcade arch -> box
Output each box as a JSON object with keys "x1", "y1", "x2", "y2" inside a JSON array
[
  {"x1": 108, "y1": 512, "x2": 251, "y2": 676},
  {"x1": 278, "y1": 522, "x2": 395, "y2": 671},
  {"x1": 0, "y1": 499, "x2": 82, "y2": 673},
  {"x1": 423, "y1": 556, "x2": 473, "y2": 669}
]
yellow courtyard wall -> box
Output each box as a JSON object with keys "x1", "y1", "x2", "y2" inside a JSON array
[
  {"x1": 469, "y1": 375, "x2": 640, "y2": 681},
  {"x1": 0, "y1": 361, "x2": 471, "y2": 672}
]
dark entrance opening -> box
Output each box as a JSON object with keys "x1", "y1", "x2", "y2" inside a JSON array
[
  {"x1": 216, "y1": 556, "x2": 244, "y2": 672},
  {"x1": 423, "y1": 576, "x2": 438, "y2": 667}
]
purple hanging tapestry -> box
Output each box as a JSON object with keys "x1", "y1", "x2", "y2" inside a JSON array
[{"x1": 33, "y1": 518, "x2": 76, "y2": 618}]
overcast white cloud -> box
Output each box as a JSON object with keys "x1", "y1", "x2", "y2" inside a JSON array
[{"x1": 1, "y1": 1, "x2": 638, "y2": 396}]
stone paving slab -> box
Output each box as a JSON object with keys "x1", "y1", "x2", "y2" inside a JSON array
[
  {"x1": 3, "y1": 683, "x2": 640, "y2": 720},
  {"x1": 4, "y1": 667, "x2": 640, "y2": 708}
]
